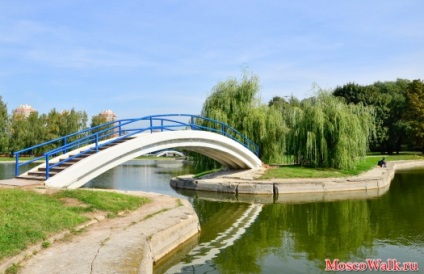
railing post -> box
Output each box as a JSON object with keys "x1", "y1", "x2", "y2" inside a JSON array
[
  {"x1": 15, "y1": 153, "x2": 19, "y2": 177},
  {"x1": 190, "y1": 116, "x2": 194, "y2": 130},
  {"x1": 161, "y1": 120, "x2": 164, "y2": 132},
  {"x1": 46, "y1": 156, "x2": 50, "y2": 180},
  {"x1": 95, "y1": 134, "x2": 99, "y2": 152},
  {"x1": 221, "y1": 123, "x2": 225, "y2": 136},
  {"x1": 119, "y1": 121, "x2": 122, "y2": 136},
  {"x1": 150, "y1": 117, "x2": 153, "y2": 133},
  {"x1": 63, "y1": 137, "x2": 67, "y2": 154}
]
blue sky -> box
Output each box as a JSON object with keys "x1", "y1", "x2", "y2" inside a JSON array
[{"x1": 1, "y1": 0, "x2": 423, "y2": 120}]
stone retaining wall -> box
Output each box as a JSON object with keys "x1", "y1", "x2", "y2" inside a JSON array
[{"x1": 171, "y1": 160, "x2": 424, "y2": 195}]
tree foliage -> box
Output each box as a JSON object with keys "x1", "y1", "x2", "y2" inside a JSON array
[
  {"x1": 196, "y1": 72, "x2": 286, "y2": 170},
  {"x1": 0, "y1": 97, "x2": 8, "y2": 154},
  {"x1": 199, "y1": 74, "x2": 374, "y2": 170},
  {"x1": 404, "y1": 79, "x2": 424, "y2": 152},
  {"x1": 90, "y1": 114, "x2": 116, "y2": 137},
  {"x1": 283, "y1": 91, "x2": 374, "y2": 169},
  {"x1": 2, "y1": 107, "x2": 89, "y2": 154},
  {"x1": 333, "y1": 79, "x2": 410, "y2": 154}
]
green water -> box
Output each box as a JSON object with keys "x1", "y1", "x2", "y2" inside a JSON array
[{"x1": 164, "y1": 169, "x2": 424, "y2": 273}]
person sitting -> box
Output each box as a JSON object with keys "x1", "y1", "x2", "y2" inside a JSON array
[{"x1": 377, "y1": 157, "x2": 387, "y2": 168}]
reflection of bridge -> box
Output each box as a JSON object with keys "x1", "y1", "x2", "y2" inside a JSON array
[
  {"x1": 152, "y1": 150, "x2": 186, "y2": 157},
  {"x1": 165, "y1": 203, "x2": 263, "y2": 273},
  {"x1": 14, "y1": 114, "x2": 261, "y2": 189}
]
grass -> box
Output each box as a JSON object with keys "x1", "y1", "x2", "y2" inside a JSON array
[
  {"x1": 53, "y1": 189, "x2": 150, "y2": 214},
  {"x1": 0, "y1": 188, "x2": 150, "y2": 260},
  {"x1": 260, "y1": 154, "x2": 424, "y2": 179},
  {"x1": 193, "y1": 168, "x2": 222, "y2": 179},
  {"x1": 0, "y1": 157, "x2": 34, "y2": 162}
]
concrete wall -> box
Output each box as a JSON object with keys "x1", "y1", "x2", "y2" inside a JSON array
[{"x1": 171, "y1": 160, "x2": 424, "y2": 195}]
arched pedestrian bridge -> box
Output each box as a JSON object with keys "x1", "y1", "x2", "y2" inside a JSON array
[{"x1": 14, "y1": 114, "x2": 262, "y2": 189}]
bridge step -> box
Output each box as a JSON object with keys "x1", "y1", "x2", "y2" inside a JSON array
[
  {"x1": 16, "y1": 136, "x2": 136, "y2": 181},
  {"x1": 16, "y1": 175, "x2": 46, "y2": 181},
  {"x1": 28, "y1": 170, "x2": 59, "y2": 177}
]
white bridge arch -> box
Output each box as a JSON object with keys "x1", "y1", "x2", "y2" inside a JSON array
[
  {"x1": 25, "y1": 130, "x2": 261, "y2": 189},
  {"x1": 15, "y1": 114, "x2": 262, "y2": 189}
]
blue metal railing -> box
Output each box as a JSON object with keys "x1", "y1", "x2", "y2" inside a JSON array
[{"x1": 14, "y1": 114, "x2": 260, "y2": 179}]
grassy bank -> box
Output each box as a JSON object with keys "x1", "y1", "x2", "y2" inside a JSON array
[
  {"x1": 0, "y1": 189, "x2": 150, "y2": 261},
  {"x1": 0, "y1": 157, "x2": 33, "y2": 162},
  {"x1": 260, "y1": 154, "x2": 424, "y2": 179}
]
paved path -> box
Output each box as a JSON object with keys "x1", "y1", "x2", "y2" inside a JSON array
[{"x1": 0, "y1": 178, "x2": 43, "y2": 188}]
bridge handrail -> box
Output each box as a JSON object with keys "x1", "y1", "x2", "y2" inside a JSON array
[{"x1": 14, "y1": 114, "x2": 259, "y2": 179}]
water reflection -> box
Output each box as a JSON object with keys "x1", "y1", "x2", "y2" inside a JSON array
[
  {"x1": 176, "y1": 186, "x2": 390, "y2": 205},
  {"x1": 166, "y1": 204, "x2": 263, "y2": 273},
  {"x1": 163, "y1": 169, "x2": 424, "y2": 274},
  {"x1": 0, "y1": 162, "x2": 38, "y2": 179},
  {"x1": 83, "y1": 159, "x2": 194, "y2": 198}
]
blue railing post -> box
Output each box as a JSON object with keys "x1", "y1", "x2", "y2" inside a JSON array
[
  {"x1": 161, "y1": 120, "x2": 164, "y2": 132},
  {"x1": 119, "y1": 121, "x2": 122, "y2": 136},
  {"x1": 150, "y1": 117, "x2": 153, "y2": 133},
  {"x1": 190, "y1": 116, "x2": 194, "y2": 130},
  {"x1": 95, "y1": 134, "x2": 99, "y2": 152},
  {"x1": 63, "y1": 138, "x2": 67, "y2": 154},
  {"x1": 15, "y1": 153, "x2": 19, "y2": 177},
  {"x1": 45, "y1": 156, "x2": 50, "y2": 180}
]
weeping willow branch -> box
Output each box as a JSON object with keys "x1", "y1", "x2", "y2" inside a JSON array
[{"x1": 285, "y1": 90, "x2": 375, "y2": 169}]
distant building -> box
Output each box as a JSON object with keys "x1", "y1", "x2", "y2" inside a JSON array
[
  {"x1": 99, "y1": 109, "x2": 117, "y2": 122},
  {"x1": 13, "y1": 104, "x2": 37, "y2": 118}
]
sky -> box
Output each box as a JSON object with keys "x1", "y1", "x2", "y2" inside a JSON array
[{"x1": 0, "y1": 0, "x2": 423, "y2": 120}]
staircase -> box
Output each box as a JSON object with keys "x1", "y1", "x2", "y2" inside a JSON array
[{"x1": 16, "y1": 137, "x2": 134, "y2": 181}]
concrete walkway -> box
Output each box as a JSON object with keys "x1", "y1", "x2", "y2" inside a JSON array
[
  {"x1": 0, "y1": 191, "x2": 200, "y2": 274},
  {"x1": 0, "y1": 178, "x2": 43, "y2": 188}
]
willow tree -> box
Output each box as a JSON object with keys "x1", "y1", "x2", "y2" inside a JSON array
[
  {"x1": 286, "y1": 90, "x2": 374, "y2": 170},
  {"x1": 195, "y1": 72, "x2": 286, "y2": 171}
]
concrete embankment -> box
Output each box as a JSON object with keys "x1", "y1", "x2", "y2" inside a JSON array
[
  {"x1": 171, "y1": 160, "x2": 424, "y2": 195},
  {"x1": 0, "y1": 191, "x2": 200, "y2": 274}
]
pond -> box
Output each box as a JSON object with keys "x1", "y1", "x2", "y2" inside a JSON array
[{"x1": 1, "y1": 161, "x2": 423, "y2": 273}]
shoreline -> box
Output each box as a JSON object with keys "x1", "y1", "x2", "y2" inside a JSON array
[{"x1": 171, "y1": 160, "x2": 424, "y2": 195}]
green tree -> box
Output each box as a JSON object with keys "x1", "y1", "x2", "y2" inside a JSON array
[
  {"x1": 90, "y1": 114, "x2": 107, "y2": 128},
  {"x1": 404, "y1": 79, "x2": 424, "y2": 152},
  {"x1": 59, "y1": 109, "x2": 88, "y2": 142},
  {"x1": 333, "y1": 79, "x2": 410, "y2": 154},
  {"x1": 0, "y1": 97, "x2": 9, "y2": 154},
  {"x1": 90, "y1": 114, "x2": 115, "y2": 138},
  {"x1": 286, "y1": 91, "x2": 374, "y2": 169},
  {"x1": 45, "y1": 109, "x2": 62, "y2": 141},
  {"x1": 197, "y1": 71, "x2": 286, "y2": 170},
  {"x1": 9, "y1": 114, "x2": 30, "y2": 153}
]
